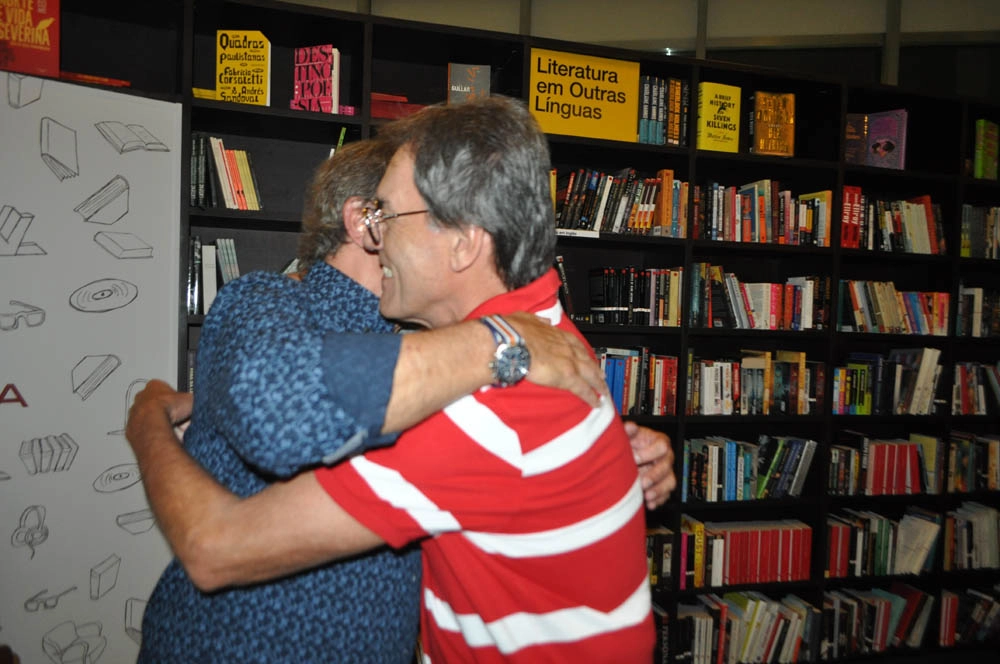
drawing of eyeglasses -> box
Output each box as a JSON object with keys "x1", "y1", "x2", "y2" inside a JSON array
[
  {"x1": 24, "y1": 586, "x2": 77, "y2": 612},
  {"x1": 0, "y1": 300, "x2": 46, "y2": 331}
]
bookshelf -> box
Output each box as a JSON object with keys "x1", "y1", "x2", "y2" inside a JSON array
[{"x1": 59, "y1": 1, "x2": 1000, "y2": 661}]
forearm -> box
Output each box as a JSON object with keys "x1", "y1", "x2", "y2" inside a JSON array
[
  {"x1": 129, "y1": 403, "x2": 378, "y2": 590},
  {"x1": 382, "y1": 320, "x2": 494, "y2": 433}
]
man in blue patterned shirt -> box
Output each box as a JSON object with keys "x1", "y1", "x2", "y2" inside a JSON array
[{"x1": 131, "y1": 134, "x2": 675, "y2": 662}]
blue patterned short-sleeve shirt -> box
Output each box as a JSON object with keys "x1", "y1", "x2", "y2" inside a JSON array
[{"x1": 139, "y1": 262, "x2": 421, "y2": 664}]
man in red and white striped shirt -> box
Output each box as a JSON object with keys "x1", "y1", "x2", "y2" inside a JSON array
[{"x1": 309, "y1": 95, "x2": 653, "y2": 661}]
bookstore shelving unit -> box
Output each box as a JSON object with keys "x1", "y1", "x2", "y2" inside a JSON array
[{"x1": 62, "y1": 1, "x2": 999, "y2": 662}]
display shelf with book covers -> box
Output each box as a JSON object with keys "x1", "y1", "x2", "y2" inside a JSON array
[
  {"x1": 846, "y1": 86, "x2": 963, "y2": 176},
  {"x1": 372, "y1": 22, "x2": 524, "y2": 115},
  {"x1": 191, "y1": 0, "x2": 364, "y2": 112}
]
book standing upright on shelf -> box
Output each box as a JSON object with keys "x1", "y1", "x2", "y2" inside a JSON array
[
  {"x1": 290, "y1": 44, "x2": 339, "y2": 113},
  {"x1": 215, "y1": 29, "x2": 271, "y2": 106},
  {"x1": 749, "y1": 91, "x2": 795, "y2": 157},
  {"x1": 696, "y1": 82, "x2": 741, "y2": 153},
  {"x1": 973, "y1": 118, "x2": 999, "y2": 180},
  {"x1": 865, "y1": 109, "x2": 907, "y2": 170},
  {"x1": 844, "y1": 112, "x2": 868, "y2": 165},
  {"x1": 0, "y1": 0, "x2": 59, "y2": 77},
  {"x1": 447, "y1": 63, "x2": 491, "y2": 104}
]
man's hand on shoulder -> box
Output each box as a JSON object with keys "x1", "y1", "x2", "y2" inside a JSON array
[
  {"x1": 504, "y1": 311, "x2": 609, "y2": 407},
  {"x1": 624, "y1": 421, "x2": 676, "y2": 510}
]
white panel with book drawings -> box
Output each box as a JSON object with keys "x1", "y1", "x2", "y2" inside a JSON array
[{"x1": 1, "y1": 71, "x2": 179, "y2": 663}]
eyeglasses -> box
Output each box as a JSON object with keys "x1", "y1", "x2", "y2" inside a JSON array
[
  {"x1": 0, "y1": 300, "x2": 45, "y2": 331},
  {"x1": 360, "y1": 199, "x2": 428, "y2": 249},
  {"x1": 24, "y1": 586, "x2": 77, "y2": 612}
]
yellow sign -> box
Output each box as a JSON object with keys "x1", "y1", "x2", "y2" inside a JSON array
[
  {"x1": 529, "y1": 48, "x2": 639, "y2": 143},
  {"x1": 215, "y1": 30, "x2": 271, "y2": 106}
]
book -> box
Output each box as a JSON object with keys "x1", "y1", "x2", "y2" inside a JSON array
[
  {"x1": 0, "y1": 0, "x2": 59, "y2": 77},
  {"x1": 696, "y1": 82, "x2": 741, "y2": 153},
  {"x1": 844, "y1": 112, "x2": 868, "y2": 165},
  {"x1": 447, "y1": 62, "x2": 491, "y2": 103},
  {"x1": 39, "y1": 116, "x2": 79, "y2": 181},
  {"x1": 95, "y1": 121, "x2": 169, "y2": 153},
  {"x1": 865, "y1": 109, "x2": 907, "y2": 170},
  {"x1": 748, "y1": 91, "x2": 794, "y2": 157},
  {"x1": 201, "y1": 243, "x2": 218, "y2": 312},
  {"x1": 215, "y1": 29, "x2": 271, "y2": 106},
  {"x1": 973, "y1": 118, "x2": 999, "y2": 180},
  {"x1": 290, "y1": 44, "x2": 340, "y2": 113}
]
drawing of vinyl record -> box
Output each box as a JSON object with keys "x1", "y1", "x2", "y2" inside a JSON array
[
  {"x1": 69, "y1": 278, "x2": 138, "y2": 312},
  {"x1": 93, "y1": 463, "x2": 141, "y2": 493}
]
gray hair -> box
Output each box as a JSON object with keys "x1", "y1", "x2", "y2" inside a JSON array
[
  {"x1": 297, "y1": 138, "x2": 395, "y2": 272},
  {"x1": 386, "y1": 95, "x2": 556, "y2": 289}
]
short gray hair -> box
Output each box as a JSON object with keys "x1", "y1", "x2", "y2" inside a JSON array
[{"x1": 385, "y1": 96, "x2": 556, "y2": 289}]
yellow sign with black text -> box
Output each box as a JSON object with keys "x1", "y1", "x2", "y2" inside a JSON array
[{"x1": 529, "y1": 48, "x2": 639, "y2": 143}]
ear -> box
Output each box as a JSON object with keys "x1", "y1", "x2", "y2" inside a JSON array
[
  {"x1": 342, "y1": 196, "x2": 368, "y2": 247},
  {"x1": 449, "y1": 224, "x2": 491, "y2": 273}
]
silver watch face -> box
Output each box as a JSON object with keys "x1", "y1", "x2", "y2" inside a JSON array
[{"x1": 494, "y1": 342, "x2": 531, "y2": 387}]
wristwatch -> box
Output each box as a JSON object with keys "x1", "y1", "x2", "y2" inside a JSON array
[{"x1": 480, "y1": 314, "x2": 531, "y2": 387}]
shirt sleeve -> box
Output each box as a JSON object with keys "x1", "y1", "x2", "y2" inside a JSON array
[{"x1": 194, "y1": 275, "x2": 399, "y2": 477}]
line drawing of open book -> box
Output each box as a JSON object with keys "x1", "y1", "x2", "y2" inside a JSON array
[{"x1": 95, "y1": 121, "x2": 169, "y2": 153}]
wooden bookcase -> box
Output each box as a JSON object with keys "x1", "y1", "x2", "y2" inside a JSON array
[{"x1": 61, "y1": 1, "x2": 1000, "y2": 662}]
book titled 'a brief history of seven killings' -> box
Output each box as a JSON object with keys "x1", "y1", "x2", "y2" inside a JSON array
[
  {"x1": 865, "y1": 108, "x2": 908, "y2": 170},
  {"x1": 696, "y1": 81, "x2": 741, "y2": 153},
  {"x1": 0, "y1": 0, "x2": 59, "y2": 77},
  {"x1": 748, "y1": 91, "x2": 795, "y2": 157},
  {"x1": 215, "y1": 29, "x2": 271, "y2": 106},
  {"x1": 447, "y1": 62, "x2": 490, "y2": 104}
]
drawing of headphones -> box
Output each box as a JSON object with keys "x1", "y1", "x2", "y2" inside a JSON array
[{"x1": 11, "y1": 505, "x2": 48, "y2": 559}]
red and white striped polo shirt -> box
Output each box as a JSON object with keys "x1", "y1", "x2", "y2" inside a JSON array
[{"x1": 316, "y1": 269, "x2": 654, "y2": 662}]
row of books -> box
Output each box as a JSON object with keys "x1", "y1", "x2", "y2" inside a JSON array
[
  {"x1": 955, "y1": 285, "x2": 1000, "y2": 337},
  {"x1": 185, "y1": 236, "x2": 241, "y2": 315},
  {"x1": 595, "y1": 346, "x2": 679, "y2": 417},
  {"x1": 825, "y1": 505, "x2": 939, "y2": 579},
  {"x1": 676, "y1": 592, "x2": 820, "y2": 664},
  {"x1": 952, "y1": 361, "x2": 1000, "y2": 415},
  {"x1": 823, "y1": 582, "x2": 935, "y2": 658},
  {"x1": 836, "y1": 281, "x2": 949, "y2": 336},
  {"x1": 686, "y1": 349, "x2": 824, "y2": 417},
  {"x1": 681, "y1": 435, "x2": 817, "y2": 504},
  {"x1": 679, "y1": 515, "x2": 812, "y2": 589},
  {"x1": 647, "y1": 526, "x2": 674, "y2": 593},
  {"x1": 690, "y1": 263, "x2": 830, "y2": 331},
  {"x1": 959, "y1": 204, "x2": 1000, "y2": 259},
  {"x1": 942, "y1": 501, "x2": 1000, "y2": 572},
  {"x1": 554, "y1": 167, "x2": 689, "y2": 238},
  {"x1": 587, "y1": 265, "x2": 684, "y2": 327},
  {"x1": 693, "y1": 181, "x2": 832, "y2": 247},
  {"x1": 638, "y1": 74, "x2": 690, "y2": 147},
  {"x1": 829, "y1": 432, "x2": 939, "y2": 497},
  {"x1": 190, "y1": 133, "x2": 263, "y2": 211},
  {"x1": 939, "y1": 585, "x2": 1000, "y2": 647},
  {"x1": 944, "y1": 431, "x2": 1000, "y2": 494},
  {"x1": 839, "y1": 189, "x2": 945, "y2": 254},
  {"x1": 831, "y1": 347, "x2": 943, "y2": 416}
]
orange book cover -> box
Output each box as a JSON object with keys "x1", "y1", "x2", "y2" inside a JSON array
[{"x1": 0, "y1": 0, "x2": 59, "y2": 77}]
